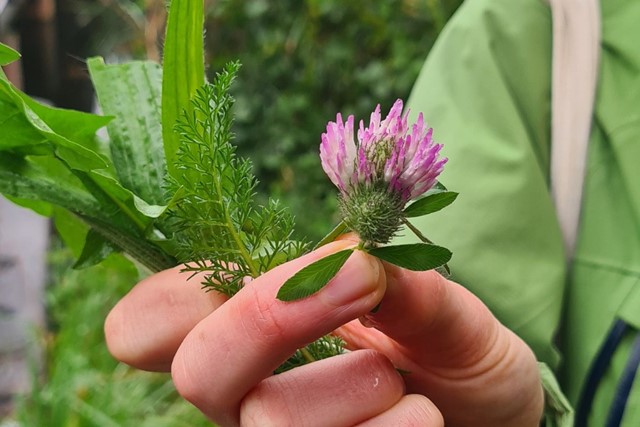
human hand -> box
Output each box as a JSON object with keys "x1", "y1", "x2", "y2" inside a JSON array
[{"x1": 105, "y1": 239, "x2": 543, "y2": 426}]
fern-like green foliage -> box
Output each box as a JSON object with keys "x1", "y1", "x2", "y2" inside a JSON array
[
  {"x1": 166, "y1": 62, "x2": 306, "y2": 296},
  {"x1": 165, "y1": 62, "x2": 344, "y2": 367}
]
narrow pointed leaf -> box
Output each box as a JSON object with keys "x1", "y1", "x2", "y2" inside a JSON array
[
  {"x1": 0, "y1": 95, "x2": 46, "y2": 149},
  {"x1": 0, "y1": 43, "x2": 20, "y2": 66},
  {"x1": 277, "y1": 249, "x2": 354, "y2": 301},
  {"x1": 73, "y1": 229, "x2": 118, "y2": 269},
  {"x1": 88, "y1": 57, "x2": 166, "y2": 204},
  {"x1": 403, "y1": 191, "x2": 458, "y2": 218},
  {"x1": 368, "y1": 243, "x2": 452, "y2": 271},
  {"x1": 313, "y1": 220, "x2": 348, "y2": 250},
  {"x1": 162, "y1": 0, "x2": 205, "y2": 178}
]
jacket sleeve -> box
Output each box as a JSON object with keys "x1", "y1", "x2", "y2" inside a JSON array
[{"x1": 401, "y1": 1, "x2": 573, "y2": 423}]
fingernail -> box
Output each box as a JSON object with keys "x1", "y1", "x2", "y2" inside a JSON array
[
  {"x1": 320, "y1": 251, "x2": 381, "y2": 306},
  {"x1": 359, "y1": 314, "x2": 382, "y2": 329}
]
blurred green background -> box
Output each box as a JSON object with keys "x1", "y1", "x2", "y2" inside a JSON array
[{"x1": 2, "y1": 0, "x2": 462, "y2": 425}]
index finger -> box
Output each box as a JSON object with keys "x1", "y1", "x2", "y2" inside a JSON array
[{"x1": 170, "y1": 241, "x2": 386, "y2": 426}]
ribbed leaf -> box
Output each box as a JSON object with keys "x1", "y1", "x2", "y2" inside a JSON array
[
  {"x1": 0, "y1": 153, "x2": 103, "y2": 219},
  {"x1": 88, "y1": 58, "x2": 166, "y2": 204},
  {"x1": 162, "y1": 0, "x2": 205, "y2": 178},
  {"x1": 368, "y1": 243, "x2": 451, "y2": 271},
  {"x1": 277, "y1": 249, "x2": 354, "y2": 301}
]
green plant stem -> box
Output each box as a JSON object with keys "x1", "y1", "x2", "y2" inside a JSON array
[
  {"x1": 300, "y1": 347, "x2": 316, "y2": 364},
  {"x1": 210, "y1": 164, "x2": 260, "y2": 278},
  {"x1": 402, "y1": 218, "x2": 451, "y2": 276},
  {"x1": 402, "y1": 218, "x2": 433, "y2": 244},
  {"x1": 313, "y1": 220, "x2": 348, "y2": 250},
  {"x1": 80, "y1": 215, "x2": 177, "y2": 273}
]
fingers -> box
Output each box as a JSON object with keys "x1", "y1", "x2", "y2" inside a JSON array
[
  {"x1": 171, "y1": 241, "x2": 386, "y2": 425},
  {"x1": 343, "y1": 264, "x2": 503, "y2": 371},
  {"x1": 240, "y1": 350, "x2": 404, "y2": 427},
  {"x1": 356, "y1": 394, "x2": 444, "y2": 427},
  {"x1": 104, "y1": 266, "x2": 228, "y2": 371},
  {"x1": 338, "y1": 264, "x2": 544, "y2": 426}
]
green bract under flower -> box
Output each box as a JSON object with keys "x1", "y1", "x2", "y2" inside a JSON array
[{"x1": 339, "y1": 184, "x2": 404, "y2": 245}]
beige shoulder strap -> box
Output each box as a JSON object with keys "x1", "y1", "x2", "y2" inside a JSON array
[{"x1": 547, "y1": 0, "x2": 601, "y2": 260}]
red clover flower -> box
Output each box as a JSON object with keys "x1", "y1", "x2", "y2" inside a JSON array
[{"x1": 320, "y1": 99, "x2": 447, "y2": 245}]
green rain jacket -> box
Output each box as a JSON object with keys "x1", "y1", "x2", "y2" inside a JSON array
[{"x1": 403, "y1": 0, "x2": 640, "y2": 425}]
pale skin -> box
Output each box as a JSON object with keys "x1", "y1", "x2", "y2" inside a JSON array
[{"x1": 104, "y1": 238, "x2": 544, "y2": 426}]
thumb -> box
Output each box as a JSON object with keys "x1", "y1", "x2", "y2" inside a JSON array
[
  {"x1": 346, "y1": 263, "x2": 505, "y2": 370},
  {"x1": 337, "y1": 263, "x2": 544, "y2": 426}
]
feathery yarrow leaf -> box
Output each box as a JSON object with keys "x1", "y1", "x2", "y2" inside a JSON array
[{"x1": 166, "y1": 62, "x2": 306, "y2": 296}]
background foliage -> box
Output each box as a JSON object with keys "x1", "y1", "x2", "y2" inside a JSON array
[
  {"x1": 205, "y1": 0, "x2": 463, "y2": 240},
  {"x1": 8, "y1": 0, "x2": 463, "y2": 425},
  {"x1": 15, "y1": 243, "x2": 210, "y2": 427}
]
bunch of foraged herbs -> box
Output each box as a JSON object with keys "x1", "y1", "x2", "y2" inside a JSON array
[{"x1": 0, "y1": 0, "x2": 455, "y2": 369}]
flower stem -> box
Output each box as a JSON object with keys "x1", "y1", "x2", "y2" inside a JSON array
[
  {"x1": 402, "y1": 218, "x2": 451, "y2": 276},
  {"x1": 313, "y1": 220, "x2": 348, "y2": 250},
  {"x1": 300, "y1": 347, "x2": 316, "y2": 364},
  {"x1": 402, "y1": 218, "x2": 433, "y2": 244}
]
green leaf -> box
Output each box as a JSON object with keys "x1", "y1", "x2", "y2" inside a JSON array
[
  {"x1": 403, "y1": 190, "x2": 458, "y2": 218},
  {"x1": 88, "y1": 57, "x2": 167, "y2": 204},
  {"x1": 277, "y1": 248, "x2": 354, "y2": 301},
  {"x1": 0, "y1": 78, "x2": 107, "y2": 170},
  {"x1": 73, "y1": 229, "x2": 118, "y2": 269},
  {"x1": 368, "y1": 243, "x2": 452, "y2": 271},
  {"x1": 19, "y1": 92, "x2": 111, "y2": 155},
  {"x1": 0, "y1": 153, "x2": 104, "y2": 220},
  {"x1": 52, "y1": 207, "x2": 90, "y2": 257},
  {"x1": 0, "y1": 42, "x2": 20, "y2": 66},
  {"x1": 313, "y1": 220, "x2": 348, "y2": 250},
  {"x1": 3, "y1": 195, "x2": 53, "y2": 217},
  {"x1": 0, "y1": 92, "x2": 47, "y2": 150},
  {"x1": 162, "y1": 0, "x2": 205, "y2": 179},
  {"x1": 85, "y1": 169, "x2": 155, "y2": 229}
]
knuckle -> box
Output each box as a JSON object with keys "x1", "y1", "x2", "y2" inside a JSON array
[
  {"x1": 347, "y1": 350, "x2": 405, "y2": 398},
  {"x1": 239, "y1": 285, "x2": 289, "y2": 345}
]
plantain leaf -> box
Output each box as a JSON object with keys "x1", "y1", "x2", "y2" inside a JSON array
[
  {"x1": 0, "y1": 153, "x2": 104, "y2": 220},
  {"x1": 403, "y1": 190, "x2": 458, "y2": 218},
  {"x1": 162, "y1": 0, "x2": 205, "y2": 178},
  {"x1": 88, "y1": 58, "x2": 166, "y2": 204},
  {"x1": 368, "y1": 243, "x2": 452, "y2": 271},
  {"x1": 277, "y1": 249, "x2": 354, "y2": 301}
]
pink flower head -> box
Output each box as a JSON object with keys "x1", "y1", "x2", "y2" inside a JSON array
[{"x1": 320, "y1": 99, "x2": 447, "y2": 203}]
